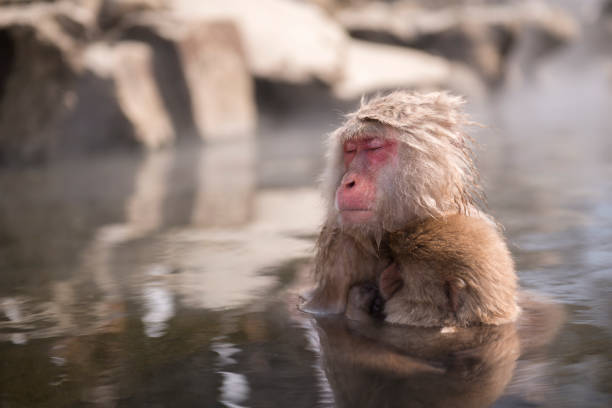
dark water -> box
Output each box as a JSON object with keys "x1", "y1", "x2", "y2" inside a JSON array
[{"x1": 2, "y1": 29, "x2": 612, "y2": 408}]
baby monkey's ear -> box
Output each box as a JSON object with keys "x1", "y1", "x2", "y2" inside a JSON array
[
  {"x1": 444, "y1": 277, "x2": 466, "y2": 315},
  {"x1": 379, "y1": 263, "x2": 403, "y2": 300}
]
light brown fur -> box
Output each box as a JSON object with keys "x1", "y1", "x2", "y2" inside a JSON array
[
  {"x1": 302, "y1": 90, "x2": 519, "y2": 327},
  {"x1": 383, "y1": 214, "x2": 519, "y2": 327},
  {"x1": 321, "y1": 91, "x2": 483, "y2": 226}
]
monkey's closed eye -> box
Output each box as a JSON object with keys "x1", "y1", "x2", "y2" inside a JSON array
[
  {"x1": 366, "y1": 139, "x2": 385, "y2": 150},
  {"x1": 344, "y1": 141, "x2": 357, "y2": 153}
]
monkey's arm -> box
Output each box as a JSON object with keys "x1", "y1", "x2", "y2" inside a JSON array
[
  {"x1": 301, "y1": 226, "x2": 381, "y2": 314},
  {"x1": 383, "y1": 215, "x2": 519, "y2": 327}
]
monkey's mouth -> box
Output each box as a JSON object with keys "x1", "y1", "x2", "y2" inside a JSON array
[{"x1": 339, "y1": 209, "x2": 375, "y2": 224}]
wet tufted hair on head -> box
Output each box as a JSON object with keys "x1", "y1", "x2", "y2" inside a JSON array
[{"x1": 322, "y1": 91, "x2": 484, "y2": 225}]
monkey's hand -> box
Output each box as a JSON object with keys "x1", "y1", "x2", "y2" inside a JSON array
[
  {"x1": 299, "y1": 286, "x2": 346, "y2": 315},
  {"x1": 379, "y1": 263, "x2": 403, "y2": 300},
  {"x1": 346, "y1": 282, "x2": 386, "y2": 321}
]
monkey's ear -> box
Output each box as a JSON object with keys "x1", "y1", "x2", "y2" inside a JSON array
[
  {"x1": 379, "y1": 263, "x2": 403, "y2": 300},
  {"x1": 445, "y1": 278, "x2": 466, "y2": 314}
]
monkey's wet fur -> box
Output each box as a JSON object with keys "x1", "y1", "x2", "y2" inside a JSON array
[{"x1": 301, "y1": 91, "x2": 520, "y2": 328}]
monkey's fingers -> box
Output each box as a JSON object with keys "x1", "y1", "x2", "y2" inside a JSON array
[
  {"x1": 299, "y1": 287, "x2": 346, "y2": 315},
  {"x1": 298, "y1": 288, "x2": 315, "y2": 303}
]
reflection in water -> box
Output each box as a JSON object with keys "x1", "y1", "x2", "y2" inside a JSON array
[
  {"x1": 141, "y1": 284, "x2": 175, "y2": 338},
  {"x1": 192, "y1": 139, "x2": 256, "y2": 227},
  {"x1": 126, "y1": 150, "x2": 173, "y2": 234},
  {"x1": 298, "y1": 292, "x2": 565, "y2": 408},
  {"x1": 297, "y1": 315, "x2": 336, "y2": 408},
  {"x1": 313, "y1": 318, "x2": 520, "y2": 408},
  {"x1": 212, "y1": 341, "x2": 241, "y2": 366},
  {"x1": 0, "y1": 138, "x2": 325, "y2": 406},
  {"x1": 219, "y1": 371, "x2": 250, "y2": 408},
  {"x1": 1, "y1": 297, "x2": 27, "y2": 345},
  {"x1": 10, "y1": 333, "x2": 27, "y2": 346},
  {"x1": 1, "y1": 297, "x2": 22, "y2": 322}
]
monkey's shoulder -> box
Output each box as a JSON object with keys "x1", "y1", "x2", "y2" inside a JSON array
[{"x1": 387, "y1": 214, "x2": 509, "y2": 268}]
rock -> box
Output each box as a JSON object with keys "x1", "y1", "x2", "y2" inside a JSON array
[
  {"x1": 169, "y1": 0, "x2": 347, "y2": 84},
  {"x1": 331, "y1": 39, "x2": 485, "y2": 101},
  {"x1": 0, "y1": 1, "x2": 97, "y2": 53},
  {"x1": 334, "y1": 0, "x2": 579, "y2": 84},
  {"x1": 83, "y1": 42, "x2": 174, "y2": 149},
  {"x1": 0, "y1": 2, "x2": 171, "y2": 163},
  {"x1": 97, "y1": 0, "x2": 165, "y2": 30},
  {"x1": 0, "y1": 0, "x2": 256, "y2": 164},
  {"x1": 337, "y1": 1, "x2": 579, "y2": 45},
  {"x1": 602, "y1": 0, "x2": 612, "y2": 17},
  {"x1": 177, "y1": 21, "x2": 256, "y2": 140},
  {"x1": 0, "y1": 1, "x2": 97, "y2": 164},
  {"x1": 602, "y1": 0, "x2": 612, "y2": 33},
  {"x1": 332, "y1": 39, "x2": 452, "y2": 99},
  {"x1": 167, "y1": 0, "x2": 486, "y2": 104},
  {"x1": 121, "y1": 16, "x2": 256, "y2": 140}
]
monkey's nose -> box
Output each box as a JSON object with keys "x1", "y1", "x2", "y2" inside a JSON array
[{"x1": 345, "y1": 179, "x2": 356, "y2": 189}]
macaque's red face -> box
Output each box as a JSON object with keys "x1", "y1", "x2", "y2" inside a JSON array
[{"x1": 336, "y1": 136, "x2": 398, "y2": 225}]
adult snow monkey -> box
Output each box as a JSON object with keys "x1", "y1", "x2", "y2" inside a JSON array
[{"x1": 301, "y1": 91, "x2": 520, "y2": 328}]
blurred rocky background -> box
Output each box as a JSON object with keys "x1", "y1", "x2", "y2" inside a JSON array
[{"x1": 1, "y1": 0, "x2": 606, "y2": 166}]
